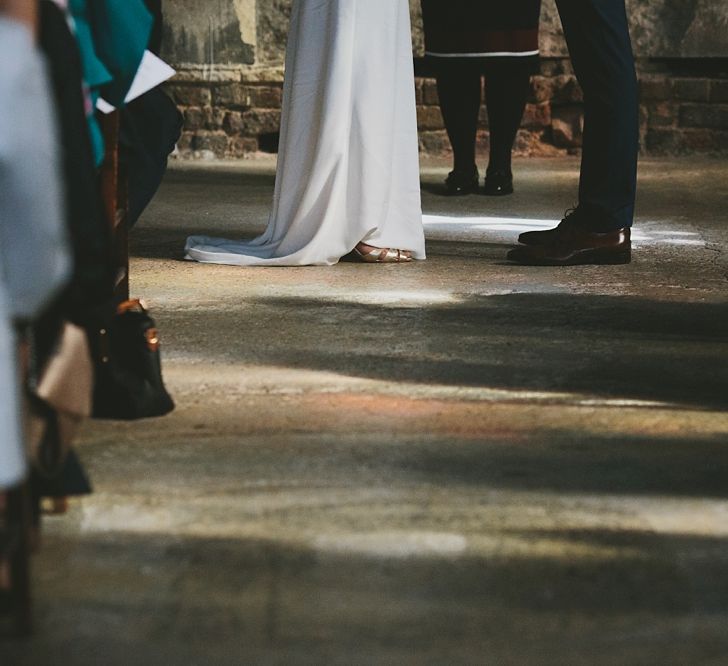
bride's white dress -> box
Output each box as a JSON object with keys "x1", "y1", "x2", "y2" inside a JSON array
[{"x1": 185, "y1": 0, "x2": 425, "y2": 266}]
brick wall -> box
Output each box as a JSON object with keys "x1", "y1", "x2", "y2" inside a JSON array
[
  {"x1": 640, "y1": 68, "x2": 728, "y2": 154},
  {"x1": 166, "y1": 58, "x2": 728, "y2": 160},
  {"x1": 166, "y1": 66, "x2": 282, "y2": 158}
]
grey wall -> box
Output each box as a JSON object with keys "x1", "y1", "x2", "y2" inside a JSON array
[
  {"x1": 422, "y1": 0, "x2": 728, "y2": 59},
  {"x1": 162, "y1": 0, "x2": 728, "y2": 68},
  {"x1": 162, "y1": 0, "x2": 256, "y2": 66},
  {"x1": 163, "y1": 0, "x2": 728, "y2": 158}
]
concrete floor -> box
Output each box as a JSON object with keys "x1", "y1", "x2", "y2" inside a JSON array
[{"x1": 3, "y1": 157, "x2": 728, "y2": 665}]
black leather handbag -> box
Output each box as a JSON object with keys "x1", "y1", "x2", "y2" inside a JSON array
[{"x1": 89, "y1": 299, "x2": 175, "y2": 420}]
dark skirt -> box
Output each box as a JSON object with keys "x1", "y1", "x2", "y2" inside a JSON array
[{"x1": 421, "y1": 0, "x2": 542, "y2": 74}]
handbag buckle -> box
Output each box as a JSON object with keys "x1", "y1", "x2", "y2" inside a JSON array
[{"x1": 145, "y1": 328, "x2": 160, "y2": 352}]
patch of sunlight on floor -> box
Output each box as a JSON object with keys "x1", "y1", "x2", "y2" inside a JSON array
[
  {"x1": 423, "y1": 214, "x2": 559, "y2": 233},
  {"x1": 313, "y1": 531, "x2": 468, "y2": 558},
  {"x1": 423, "y1": 214, "x2": 705, "y2": 248},
  {"x1": 319, "y1": 288, "x2": 466, "y2": 306},
  {"x1": 652, "y1": 231, "x2": 700, "y2": 237},
  {"x1": 641, "y1": 501, "x2": 728, "y2": 537},
  {"x1": 312, "y1": 531, "x2": 646, "y2": 562},
  {"x1": 649, "y1": 238, "x2": 704, "y2": 246}
]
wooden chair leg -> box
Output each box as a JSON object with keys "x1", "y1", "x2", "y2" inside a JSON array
[
  {"x1": 99, "y1": 111, "x2": 130, "y2": 304},
  {"x1": 6, "y1": 484, "x2": 32, "y2": 636}
]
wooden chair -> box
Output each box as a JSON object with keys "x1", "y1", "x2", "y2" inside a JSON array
[
  {"x1": 99, "y1": 111, "x2": 130, "y2": 304},
  {"x1": 0, "y1": 484, "x2": 33, "y2": 636}
]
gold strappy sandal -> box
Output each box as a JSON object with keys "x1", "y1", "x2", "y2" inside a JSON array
[{"x1": 350, "y1": 243, "x2": 413, "y2": 263}]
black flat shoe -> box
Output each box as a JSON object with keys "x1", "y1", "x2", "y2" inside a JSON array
[
  {"x1": 444, "y1": 168, "x2": 479, "y2": 196},
  {"x1": 483, "y1": 171, "x2": 514, "y2": 196}
]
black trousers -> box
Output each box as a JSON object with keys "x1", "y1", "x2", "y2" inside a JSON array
[{"x1": 555, "y1": 0, "x2": 639, "y2": 230}]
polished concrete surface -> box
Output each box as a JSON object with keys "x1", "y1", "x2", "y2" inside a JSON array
[{"x1": 3, "y1": 157, "x2": 728, "y2": 665}]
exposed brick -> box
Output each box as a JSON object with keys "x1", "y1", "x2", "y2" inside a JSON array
[
  {"x1": 213, "y1": 83, "x2": 251, "y2": 110},
  {"x1": 227, "y1": 136, "x2": 260, "y2": 157},
  {"x1": 641, "y1": 77, "x2": 716, "y2": 104},
  {"x1": 241, "y1": 109, "x2": 282, "y2": 135},
  {"x1": 522, "y1": 102, "x2": 552, "y2": 129},
  {"x1": 169, "y1": 54, "x2": 728, "y2": 160},
  {"x1": 647, "y1": 101, "x2": 679, "y2": 128},
  {"x1": 165, "y1": 84, "x2": 212, "y2": 107},
  {"x1": 418, "y1": 130, "x2": 451, "y2": 155},
  {"x1": 551, "y1": 105, "x2": 583, "y2": 148},
  {"x1": 539, "y1": 58, "x2": 573, "y2": 77},
  {"x1": 417, "y1": 105, "x2": 443, "y2": 131},
  {"x1": 183, "y1": 107, "x2": 206, "y2": 131},
  {"x1": 639, "y1": 77, "x2": 672, "y2": 102},
  {"x1": 414, "y1": 79, "x2": 424, "y2": 105},
  {"x1": 422, "y1": 80, "x2": 439, "y2": 106},
  {"x1": 679, "y1": 129, "x2": 728, "y2": 153},
  {"x1": 191, "y1": 131, "x2": 229, "y2": 157},
  {"x1": 222, "y1": 111, "x2": 246, "y2": 135},
  {"x1": 474, "y1": 129, "x2": 490, "y2": 154},
  {"x1": 678, "y1": 129, "x2": 713, "y2": 152},
  {"x1": 672, "y1": 78, "x2": 710, "y2": 102},
  {"x1": 203, "y1": 106, "x2": 226, "y2": 131},
  {"x1": 679, "y1": 103, "x2": 728, "y2": 130},
  {"x1": 478, "y1": 106, "x2": 489, "y2": 127},
  {"x1": 175, "y1": 131, "x2": 194, "y2": 154},
  {"x1": 248, "y1": 85, "x2": 283, "y2": 109},
  {"x1": 644, "y1": 128, "x2": 682, "y2": 155},
  {"x1": 639, "y1": 104, "x2": 649, "y2": 132},
  {"x1": 529, "y1": 75, "x2": 583, "y2": 105},
  {"x1": 645, "y1": 128, "x2": 728, "y2": 155},
  {"x1": 514, "y1": 129, "x2": 566, "y2": 157},
  {"x1": 552, "y1": 119, "x2": 576, "y2": 148},
  {"x1": 530, "y1": 76, "x2": 552, "y2": 103},
  {"x1": 550, "y1": 75, "x2": 583, "y2": 104},
  {"x1": 709, "y1": 80, "x2": 728, "y2": 104}
]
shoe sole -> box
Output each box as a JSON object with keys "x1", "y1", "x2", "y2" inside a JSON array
[{"x1": 509, "y1": 248, "x2": 632, "y2": 266}]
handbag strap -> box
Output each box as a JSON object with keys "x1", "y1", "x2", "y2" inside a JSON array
[{"x1": 116, "y1": 298, "x2": 148, "y2": 315}]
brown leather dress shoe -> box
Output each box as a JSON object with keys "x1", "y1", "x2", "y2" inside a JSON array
[
  {"x1": 518, "y1": 216, "x2": 576, "y2": 246},
  {"x1": 507, "y1": 227, "x2": 632, "y2": 266}
]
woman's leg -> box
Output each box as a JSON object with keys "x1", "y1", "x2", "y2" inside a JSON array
[
  {"x1": 485, "y1": 69, "x2": 531, "y2": 177},
  {"x1": 436, "y1": 66, "x2": 482, "y2": 176}
]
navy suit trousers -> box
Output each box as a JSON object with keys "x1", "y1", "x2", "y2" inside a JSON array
[{"x1": 555, "y1": 0, "x2": 640, "y2": 230}]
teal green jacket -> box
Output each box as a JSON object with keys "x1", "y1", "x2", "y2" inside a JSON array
[{"x1": 68, "y1": 0, "x2": 153, "y2": 165}]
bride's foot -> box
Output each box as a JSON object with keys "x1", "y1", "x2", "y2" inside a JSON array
[{"x1": 351, "y1": 243, "x2": 413, "y2": 263}]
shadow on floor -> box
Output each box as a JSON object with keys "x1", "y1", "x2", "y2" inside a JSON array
[
  {"x1": 165, "y1": 292, "x2": 728, "y2": 410},
  {"x1": 382, "y1": 432, "x2": 728, "y2": 499},
  {"x1": 2, "y1": 525, "x2": 727, "y2": 665}
]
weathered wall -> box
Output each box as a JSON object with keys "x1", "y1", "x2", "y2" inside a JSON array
[
  {"x1": 163, "y1": 0, "x2": 256, "y2": 65},
  {"x1": 538, "y1": 0, "x2": 728, "y2": 58},
  {"x1": 161, "y1": 0, "x2": 728, "y2": 158}
]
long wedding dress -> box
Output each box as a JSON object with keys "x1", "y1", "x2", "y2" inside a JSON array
[{"x1": 185, "y1": 0, "x2": 426, "y2": 266}]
